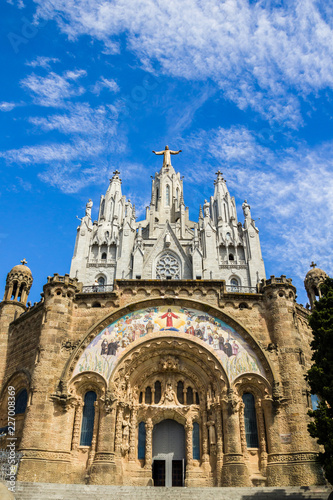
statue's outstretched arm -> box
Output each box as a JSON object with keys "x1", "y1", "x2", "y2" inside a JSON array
[
  {"x1": 152, "y1": 150, "x2": 164, "y2": 155},
  {"x1": 170, "y1": 150, "x2": 182, "y2": 154}
]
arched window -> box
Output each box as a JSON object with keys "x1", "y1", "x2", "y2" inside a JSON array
[
  {"x1": 98, "y1": 277, "x2": 105, "y2": 286},
  {"x1": 101, "y1": 252, "x2": 107, "y2": 260},
  {"x1": 195, "y1": 392, "x2": 200, "y2": 405},
  {"x1": 100, "y1": 199, "x2": 105, "y2": 217},
  {"x1": 230, "y1": 278, "x2": 239, "y2": 292},
  {"x1": 192, "y1": 422, "x2": 200, "y2": 460},
  {"x1": 229, "y1": 253, "x2": 234, "y2": 261},
  {"x1": 186, "y1": 387, "x2": 193, "y2": 405},
  {"x1": 156, "y1": 188, "x2": 159, "y2": 209},
  {"x1": 15, "y1": 389, "x2": 28, "y2": 414},
  {"x1": 139, "y1": 392, "x2": 143, "y2": 404},
  {"x1": 166, "y1": 185, "x2": 170, "y2": 206},
  {"x1": 154, "y1": 381, "x2": 161, "y2": 404},
  {"x1": 176, "y1": 188, "x2": 179, "y2": 206},
  {"x1": 138, "y1": 422, "x2": 146, "y2": 459},
  {"x1": 242, "y1": 393, "x2": 259, "y2": 448},
  {"x1": 177, "y1": 381, "x2": 184, "y2": 404},
  {"x1": 80, "y1": 391, "x2": 97, "y2": 446},
  {"x1": 145, "y1": 386, "x2": 152, "y2": 405}
]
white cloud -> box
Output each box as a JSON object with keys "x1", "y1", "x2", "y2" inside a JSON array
[
  {"x1": 38, "y1": 162, "x2": 111, "y2": 193},
  {"x1": 0, "y1": 101, "x2": 127, "y2": 192},
  {"x1": 0, "y1": 102, "x2": 17, "y2": 112},
  {"x1": 92, "y1": 77, "x2": 120, "y2": 95},
  {"x1": 28, "y1": 102, "x2": 118, "y2": 136},
  {"x1": 20, "y1": 70, "x2": 86, "y2": 107},
  {"x1": 25, "y1": 56, "x2": 60, "y2": 69},
  {"x1": 181, "y1": 125, "x2": 333, "y2": 284},
  {"x1": 7, "y1": 0, "x2": 25, "y2": 8},
  {"x1": 32, "y1": 0, "x2": 333, "y2": 125}
]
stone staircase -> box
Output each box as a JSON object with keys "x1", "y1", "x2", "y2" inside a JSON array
[{"x1": 13, "y1": 482, "x2": 332, "y2": 500}]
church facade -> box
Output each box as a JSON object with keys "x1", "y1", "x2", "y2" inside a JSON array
[{"x1": 0, "y1": 148, "x2": 326, "y2": 488}]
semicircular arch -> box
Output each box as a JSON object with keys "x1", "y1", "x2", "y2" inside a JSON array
[{"x1": 60, "y1": 298, "x2": 276, "y2": 392}]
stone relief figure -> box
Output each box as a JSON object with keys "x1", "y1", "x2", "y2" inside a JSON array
[
  {"x1": 85, "y1": 199, "x2": 93, "y2": 218},
  {"x1": 242, "y1": 199, "x2": 251, "y2": 219},
  {"x1": 121, "y1": 414, "x2": 131, "y2": 454},
  {"x1": 207, "y1": 420, "x2": 216, "y2": 445},
  {"x1": 152, "y1": 145, "x2": 182, "y2": 167},
  {"x1": 203, "y1": 199, "x2": 210, "y2": 218},
  {"x1": 159, "y1": 381, "x2": 178, "y2": 406}
]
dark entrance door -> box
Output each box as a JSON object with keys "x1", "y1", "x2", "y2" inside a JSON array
[
  {"x1": 153, "y1": 460, "x2": 166, "y2": 486},
  {"x1": 172, "y1": 460, "x2": 183, "y2": 486},
  {"x1": 152, "y1": 419, "x2": 185, "y2": 487}
]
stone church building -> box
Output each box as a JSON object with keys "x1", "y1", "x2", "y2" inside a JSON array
[{"x1": 0, "y1": 147, "x2": 327, "y2": 488}]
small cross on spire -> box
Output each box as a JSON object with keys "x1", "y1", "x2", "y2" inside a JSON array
[
  {"x1": 310, "y1": 261, "x2": 316, "y2": 269},
  {"x1": 21, "y1": 258, "x2": 27, "y2": 266}
]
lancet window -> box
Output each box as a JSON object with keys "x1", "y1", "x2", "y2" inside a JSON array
[
  {"x1": 242, "y1": 392, "x2": 259, "y2": 448},
  {"x1": 80, "y1": 391, "x2": 97, "y2": 446},
  {"x1": 192, "y1": 422, "x2": 200, "y2": 460},
  {"x1": 138, "y1": 422, "x2": 146, "y2": 459},
  {"x1": 15, "y1": 389, "x2": 28, "y2": 414}
]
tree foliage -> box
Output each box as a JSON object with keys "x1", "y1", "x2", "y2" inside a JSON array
[{"x1": 306, "y1": 277, "x2": 333, "y2": 484}]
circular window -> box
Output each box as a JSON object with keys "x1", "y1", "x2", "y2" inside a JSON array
[{"x1": 156, "y1": 253, "x2": 180, "y2": 280}]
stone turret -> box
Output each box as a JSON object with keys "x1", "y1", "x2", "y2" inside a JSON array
[
  {"x1": 0, "y1": 260, "x2": 33, "y2": 389},
  {"x1": 3, "y1": 259, "x2": 33, "y2": 306},
  {"x1": 304, "y1": 262, "x2": 328, "y2": 309}
]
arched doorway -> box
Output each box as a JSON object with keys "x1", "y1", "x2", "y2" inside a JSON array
[{"x1": 152, "y1": 419, "x2": 185, "y2": 487}]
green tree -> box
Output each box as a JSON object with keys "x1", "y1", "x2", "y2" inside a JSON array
[{"x1": 306, "y1": 277, "x2": 333, "y2": 484}]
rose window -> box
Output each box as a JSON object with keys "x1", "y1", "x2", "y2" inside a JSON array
[{"x1": 156, "y1": 253, "x2": 180, "y2": 279}]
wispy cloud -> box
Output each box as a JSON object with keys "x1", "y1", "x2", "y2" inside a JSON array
[
  {"x1": 33, "y1": 0, "x2": 333, "y2": 126},
  {"x1": 92, "y1": 77, "x2": 120, "y2": 95},
  {"x1": 181, "y1": 125, "x2": 333, "y2": 283},
  {"x1": 25, "y1": 56, "x2": 60, "y2": 69},
  {"x1": 0, "y1": 102, "x2": 18, "y2": 112},
  {"x1": 20, "y1": 70, "x2": 87, "y2": 107},
  {"x1": 0, "y1": 101, "x2": 127, "y2": 193}
]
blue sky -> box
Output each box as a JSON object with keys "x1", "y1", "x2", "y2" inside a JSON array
[{"x1": 1, "y1": 0, "x2": 333, "y2": 306}]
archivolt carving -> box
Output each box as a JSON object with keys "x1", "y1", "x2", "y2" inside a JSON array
[
  {"x1": 232, "y1": 373, "x2": 272, "y2": 400},
  {"x1": 69, "y1": 371, "x2": 106, "y2": 402}
]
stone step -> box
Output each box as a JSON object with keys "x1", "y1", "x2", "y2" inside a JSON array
[{"x1": 11, "y1": 482, "x2": 332, "y2": 500}]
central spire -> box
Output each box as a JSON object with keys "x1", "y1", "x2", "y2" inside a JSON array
[{"x1": 152, "y1": 145, "x2": 182, "y2": 168}]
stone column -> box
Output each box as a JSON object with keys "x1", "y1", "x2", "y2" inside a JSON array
[
  {"x1": 216, "y1": 408, "x2": 223, "y2": 487},
  {"x1": 87, "y1": 401, "x2": 99, "y2": 469},
  {"x1": 256, "y1": 400, "x2": 267, "y2": 475},
  {"x1": 221, "y1": 391, "x2": 251, "y2": 486},
  {"x1": 71, "y1": 401, "x2": 83, "y2": 451},
  {"x1": 128, "y1": 407, "x2": 138, "y2": 461},
  {"x1": 201, "y1": 410, "x2": 209, "y2": 462},
  {"x1": 114, "y1": 405, "x2": 124, "y2": 456},
  {"x1": 88, "y1": 402, "x2": 117, "y2": 485},
  {"x1": 145, "y1": 418, "x2": 153, "y2": 469},
  {"x1": 185, "y1": 416, "x2": 193, "y2": 467},
  {"x1": 239, "y1": 401, "x2": 249, "y2": 462}
]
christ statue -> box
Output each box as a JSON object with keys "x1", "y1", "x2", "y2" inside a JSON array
[{"x1": 152, "y1": 145, "x2": 182, "y2": 167}]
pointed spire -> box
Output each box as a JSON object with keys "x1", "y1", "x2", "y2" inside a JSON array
[
  {"x1": 214, "y1": 170, "x2": 225, "y2": 184},
  {"x1": 199, "y1": 205, "x2": 203, "y2": 220},
  {"x1": 110, "y1": 169, "x2": 121, "y2": 183}
]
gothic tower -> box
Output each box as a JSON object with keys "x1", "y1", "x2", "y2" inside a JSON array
[{"x1": 70, "y1": 147, "x2": 266, "y2": 289}]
